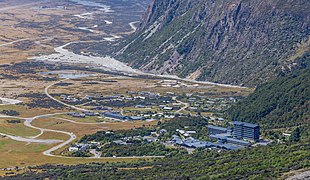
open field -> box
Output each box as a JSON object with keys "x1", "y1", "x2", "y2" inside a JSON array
[
  {"x1": 33, "y1": 117, "x2": 158, "y2": 138},
  {"x1": 0, "y1": 105, "x2": 63, "y2": 118},
  {"x1": 0, "y1": 64, "x2": 251, "y2": 169},
  {"x1": 0, "y1": 138, "x2": 154, "y2": 169},
  {"x1": 36, "y1": 131, "x2": 70, "y2": 141},
  {"x1": 0, "y1": 118, "x2": 40, "y2": 137},
  {"x1": 48, "y1": 75, "x2": 252, "y2": 98},
  {"x1": 0, "y1": 0, "x2": 82, "y2": 63},
  {"x1": 0, "y1": 0, "x2": 255, "y2": 173},
  {"x1": 54, "y1": 114, "x2": 107, "y2": 123},
  {"x1": 0, "y1": 0, "x2": 149, "y2": 64}
]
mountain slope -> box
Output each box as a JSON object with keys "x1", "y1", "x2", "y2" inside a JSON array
[
  {"x1": 227, "y1": 53, "x2": 310, "y2": 129},
  {"x1": 115, "y1": 0, "x2": 310, "y2": 86}
]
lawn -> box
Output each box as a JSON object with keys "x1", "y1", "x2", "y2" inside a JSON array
[
  {"x1": 32, "y1": 118, "x2": 158, "y2": 138},
  {"x1": 55, "y1": 114, "x2": 107, "y2": 123},
  {"x1": 0, "y1": 138, "x2": 152, "y2": 169},
  {"x1": 0, "y1": 118, "x2": 40, "y2": 137},
  {"x1": 0, "y1": 104, "x2": 62, "y2": 118}
]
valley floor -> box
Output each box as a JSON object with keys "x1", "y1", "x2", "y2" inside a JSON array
[{"x1": 0, "y1": 0, "x2": 308, "y2": 179}]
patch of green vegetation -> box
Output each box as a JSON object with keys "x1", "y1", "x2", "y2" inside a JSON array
[
  {"x1": 158, "y1": 116, "x2": 209, "y2": 140},
  {"x1": 9, "y1": 139, "x2": 310, "y2": 179},
  {"x1": 227, "y1": 55, "x2": 310, "y2": 129},
  {"x1": 69, "y1": 151, "x2": 92, "y2": 158},
  {"x1": 79, "y1": 128, "x2": 155, "y2": 143},
  {"x1": 100, "y1": 143, "x2": 184, "y2": 157},
  {"x1": 0, "y1": 140, "x2": 8, "y2": 150}
]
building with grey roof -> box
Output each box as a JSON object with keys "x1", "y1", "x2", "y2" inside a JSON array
[
  {"x1": 208, "y1": 125, "x2": 228, "y2": 135},
  {"x1": 233, "y1": 121, "x2": 260, "y2": 140}
]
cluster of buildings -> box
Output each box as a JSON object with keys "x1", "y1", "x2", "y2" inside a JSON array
[
  {"x1": 113, "y1": 135, "x2": 158, "y2": 145},
  {"x1": 62, "y1": 89, "x2": 183, "y2": 121},
  {"x1": 60, "y1": 95, "x2": 83, "y2": 103},
  {"x1": 67, "y1": 111, "x2": 101, "y2": 118},
  {"x1": 61, "y1": 91, "x2": 160, "y2": 106},
  {"x1": 67, "y1": 110, "x2": 146, "y2": 121},
  {"x1": 68, "y1": 142, "x2": 100, "y2": 152},
  {"x1": 179, "y1": 94, "x2": 238, "y2": 113},
  {"x1": 171, "y1": 121, "x2": 260, "y2": 151},
  {"x1": 103, "y1": 112, "x2": 145, "y2": 121},
  {"x1": 208, "y1": 121, "x2": 260, "y2": 147},
  {"x1": 171, "y1": 136, "x2": 244, "y2": 150},
  {"x1": 176, "y1": 129, "x2": 197, "y2": 137},
  {"x1": 156, "y1": 80, "x2": 199, "y2": 88}
]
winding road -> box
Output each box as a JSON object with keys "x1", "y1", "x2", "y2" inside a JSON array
[
  {"x1": 51, "y1": 117, "x2": 106, "y2": 125},
  {"x1": 0, "y1": 113, "x2": 164, "y2": 159},
  {"x1": 44, "y1": 79, "x2": 88, "y2": 112},
  {"x1": 0, "y1": 80, "x2": 164, "y2": 159},
  {"x1": 0, "y1": 39, "x2": 30, "y2": 47},
  {"x1": 0, "y1": 113, "x2": 76, "y2": 155}
]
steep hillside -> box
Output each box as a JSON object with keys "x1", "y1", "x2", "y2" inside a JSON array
[
  {"x1": 115, "y1": 0, "x2": 310, "y2": 86},
  {"x1": 227, "y1": 53, "x2": 310, "y2": 129}
]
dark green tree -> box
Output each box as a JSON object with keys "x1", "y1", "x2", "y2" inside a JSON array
[{"x1": 290, "y1": 127, "x2": 301, "y2": 142}]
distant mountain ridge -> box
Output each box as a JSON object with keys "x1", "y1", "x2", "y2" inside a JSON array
[{"x1": 115, "y1": 0, "x2": 310, "y2": 86}]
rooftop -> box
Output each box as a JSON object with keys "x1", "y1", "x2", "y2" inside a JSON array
[
  {"x1": 227, "y1": 138, "x2": 251, "y2": 145},
  {"x1": 208, "y1": 125, "x2": 227, "y2": 131},
  {"x1": 210, "y1": 133, "x2": 231, "y2": 139},
  {"x1": 233, "y1": 121, "x2": 259, "y2": 128}
]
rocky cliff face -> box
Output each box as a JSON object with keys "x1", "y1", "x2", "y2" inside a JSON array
[{"x1": 116, "y1": 0, "x2": 310, "y2": 86}]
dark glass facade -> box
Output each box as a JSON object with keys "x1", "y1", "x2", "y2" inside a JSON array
[{"x1": 233, "y1": 121, "x2": 259, "y2": 140}]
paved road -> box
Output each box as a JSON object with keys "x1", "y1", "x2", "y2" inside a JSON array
[
  {"x1": 0, "y1": 113, "x2": 164, "y2": 159},
  {"x1": 90, "y1": 149, "x2": 102, "y2": 158},
  {"x1": 51, "y1": 117, "x2": 106, "y2": 125},
  {"x1": 0, "y1": 113, "x2": 76, "y2": 156},
  {"x1": 0, "y1": 39, "x2": 30, "y2": 47},
  {"x1": 0, "y1": 132, "x2": 62, "y2": 144},
  {"x1": 44, "y1": 79, "x2": 88, "y2": 112},
  {"x1": 25, "y1": 113, "x2": 77, "y2": 157},
  {"x1": 173, "y1": 97, "x2": 189, "y2": 113}
]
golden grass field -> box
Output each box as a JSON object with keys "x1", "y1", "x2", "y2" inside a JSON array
[
  {"x1": 0, "y1": 0, "x2": 254, "y2": 172},
  {"x1": 0, "y1": 118, "x2": 40, "y2": 137},
  {"x1": 33, "y1": 117, "x2": 157, "y2": 138},
  {"x1": 0, "y1": 71, "x2": 251, "y2": 170},
  {"x1": 0, "y1": 137, "x2": 155, "y2": 169},
  {"x1": 49, "y1": 75, "x2": 252, "y2": 98},
  {"x1": 0, "y1": 0, "x2": 84, "y2": 64},
  {"x1": 0, "y1": 114, "x2": 159, "y2": 169}
]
